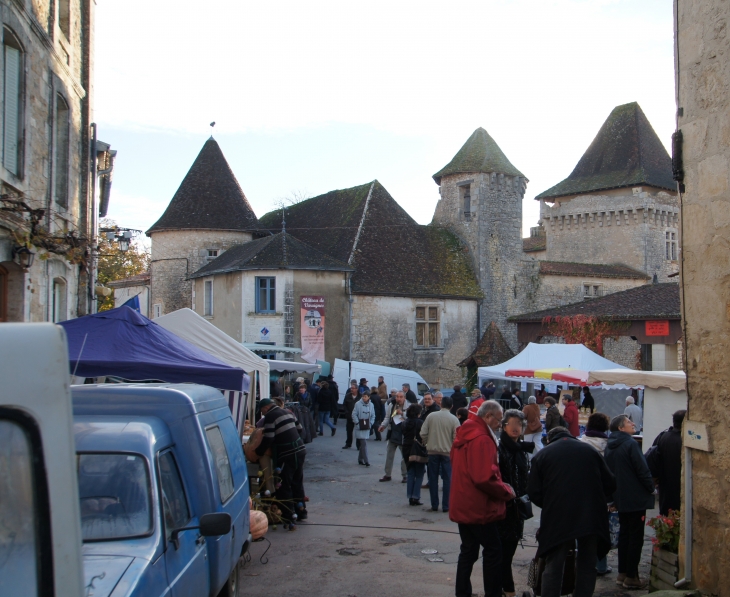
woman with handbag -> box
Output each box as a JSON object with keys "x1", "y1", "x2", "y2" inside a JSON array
[
  {"x1": 352, "y1": 392, "x2": 375, "y2": 466},
  {"x1": 498, "y1": 409, "x2": 534, "y2": 597},
  {"x1": 403, "y1": 404, "x2": 428, "y2": 505}
]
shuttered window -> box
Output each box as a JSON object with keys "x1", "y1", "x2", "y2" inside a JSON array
[
  {"x1": 54, "y1": 95, "x2": 70, "y2": 207},
  {"x1": 416, "y1": 305, "x2": 440, "y2": 347},
  {"x1": 3, "y1": 29, "x2": 22, "y2": 176}
]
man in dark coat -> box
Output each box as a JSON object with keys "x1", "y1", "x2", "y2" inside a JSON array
[
  {"x1": 342, "y1": 380, "x2": 360, "y2": 449},
  {"x1": 480, "y1": 380, "x2": 495, "y2": 399},
  {"x1": 498, "y1": 386, "x2": 512, "y2": 411},
  {"x1": 327, "y1": 374, "x2": 340, "y2": 423},
  {"x1": 370, "y1": 387, "x2": 384, "y2": 441},
  {"x1": 604, "y1": 414, "x2": 655, "y2": 590},
  {"x1": 402, "y1": 383, "x2": 418, "y2": 404},
  {"x1": 450, "y1": 384, "x2": 468, "y2": 415},
  {"x1": 646, "y1": 409, "x2": 685, "y2": 515},
  {"x1": 419, "y1": 392, "x2": 440, "y2": 420},
  {"x1": 527, "y1": 427, "x2": 616, "y2": 597}
]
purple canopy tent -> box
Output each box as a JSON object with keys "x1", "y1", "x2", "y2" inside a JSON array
[{"x1": 59, "y1": 306, "x2": 245, "y2": 391}]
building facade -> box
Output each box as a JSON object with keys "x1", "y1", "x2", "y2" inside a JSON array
[{"x1": 0, "y1": 0, "x2": 95, "y2": 322}]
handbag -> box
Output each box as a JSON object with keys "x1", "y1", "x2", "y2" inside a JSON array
[
  {"x1": 532, "y1": 549, "x2": 575, "y2": 595},
  {"x1": 516, "y1": 494, "x2": 534, "y2": 520},
  {"x1": 358, "y1": 418, "x2": 371, "y2": 430},
  {"x1": 609, "y1": 511, "x2": 620, "y2": 549},
  {"x1": 527, "y1": 557, "x2": 540, "y2": 589},
  {"x1": 409, "y1": 438, "x2": 429, "y2": 463}
]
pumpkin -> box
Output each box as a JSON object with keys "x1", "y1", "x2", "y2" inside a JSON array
[{"x1": 250, "y1": 509, "x2": 269, "y2": 540}]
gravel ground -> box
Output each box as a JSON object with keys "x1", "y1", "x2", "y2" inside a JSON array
[{"x1": 240, "y1": 420, "x2": 655, "y2": 597}]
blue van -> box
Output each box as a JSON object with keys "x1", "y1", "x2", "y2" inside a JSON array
[{"x1": 72, "y1": 383, "x2": 250, "y2": 597}]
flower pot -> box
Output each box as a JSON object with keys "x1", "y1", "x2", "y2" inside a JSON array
[{"x1": 650, "y1": 547, "x2": 679, "y2": 591}]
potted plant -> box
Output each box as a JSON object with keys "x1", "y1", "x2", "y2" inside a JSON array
[{"x1": 646, "y1": 510, "x2": 680, "y2": 591}]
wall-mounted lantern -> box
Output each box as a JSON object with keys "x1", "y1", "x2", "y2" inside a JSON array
[{"x1": 12, "y1": 245, "x2": 35, "y2": 269}]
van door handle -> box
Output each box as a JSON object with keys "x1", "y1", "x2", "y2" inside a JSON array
[{"x1": 196, "y1": 534, "x2": 206, "y2": 547}]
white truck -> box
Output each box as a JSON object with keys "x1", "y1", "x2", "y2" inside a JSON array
[{"x1": 332, "y1": 358, "x2": 430, "y2": 403}]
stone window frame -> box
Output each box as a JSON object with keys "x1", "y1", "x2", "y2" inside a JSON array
[
  {"x1": 51, "y1": 276, "x2": 67, "y2": 322},
  {"x1": 2, "y1": 24, "x2": 26, "y2": 180},
  {"x1": 665, "y1": 229, "x2": 678, "y2": 261},
  {"x1": 203, "y1": 279, "x2": 214, "y2": 317},
  {"x1": 457, "y1": 180, "x2": 474, "y2": 222},
  {"x1": 415, "y1": 303, "x2": 442, "y2": 349},
  {"x1": 255, "y1": 276, "x2": 276, "y2": 314},
  {"x1": 53, "y1": 92, "x2": 70, "y2": 209},
  {"x1": 582, "y1": 282, "x2": 603, "y2": 299}
]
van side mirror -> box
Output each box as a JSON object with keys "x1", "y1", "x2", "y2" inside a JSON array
[{"x1": 171, "y1": 512, "x2": 232, "y2": 549}]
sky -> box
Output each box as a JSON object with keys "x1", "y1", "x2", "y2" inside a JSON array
[{"x1": 96, "y1": 0, "x2": 676, "y2": 243}]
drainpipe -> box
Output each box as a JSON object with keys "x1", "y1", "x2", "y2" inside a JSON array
[
  {"x1": 347, "y1": 272, "x2": 353, "y2": 361},
  {"x1": 89, "y1": 123, "x2": 98, "y2": 313}
]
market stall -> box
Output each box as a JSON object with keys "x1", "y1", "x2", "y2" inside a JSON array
[{"x1": 59, "y1": 306, "x2": 246, "y2": 392}]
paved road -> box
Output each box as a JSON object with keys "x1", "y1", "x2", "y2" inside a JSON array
[{"x1": 240, "y1": 419, "x2": 654, "y2": 596}]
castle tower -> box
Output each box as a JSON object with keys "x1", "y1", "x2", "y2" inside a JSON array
[
  {"x1": 146, "y1": 138, "x2": 259, "y2": 317},
  {"x1": 432, "y1": 128, "x2": 528, "y2": 350}
]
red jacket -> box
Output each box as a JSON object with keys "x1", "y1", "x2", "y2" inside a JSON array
[
  {"x1": 563, "y1": 401, "x2": 580, "y2": 437},
  {"x1": 467, "y1": 397, "x2": 484, "y2": 421},
  {"x1": 449, "y1": 417, "x2": 514, "y2": 525}
]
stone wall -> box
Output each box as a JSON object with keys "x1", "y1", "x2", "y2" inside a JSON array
[
  {"x1": 0, "y1": 0, "x2": 92, "y2": 322},
  {"x1": 602, "y1": 336, "x2": 641, "y2": 369},
  {"x1": 350, "y1": 294, "x2": 478, "y2": 387},
  {"x1": 539, "y1": 188, "x2": 680, "y2": 281},
  {"x1": 150, "y1": 229, "x2": 252, "y2": 316},
  {"x1": 676, "y1": 0, "x2": 730, "y2": 590},
  {"x1": 432, "y1": 171, "x2": 526, "y2": 351}
]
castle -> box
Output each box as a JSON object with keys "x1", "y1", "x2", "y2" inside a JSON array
[{"x1": 142, "y1": 101, "x2": 679, "y2": 385}]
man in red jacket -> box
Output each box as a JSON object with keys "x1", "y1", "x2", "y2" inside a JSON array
[
  {"x1": 450, "y1": 399, "x2": 515, "y2": 597},
  {"x1": 562, "y1": 394, "x2": 580, "y2": 437}
]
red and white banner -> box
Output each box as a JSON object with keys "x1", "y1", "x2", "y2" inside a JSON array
[{"x1": 300, "y1": 296, "x2": 325, "y2": 364}]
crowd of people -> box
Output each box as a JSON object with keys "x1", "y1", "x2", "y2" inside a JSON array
[{"x1": 254, "y1": 376, "x2": 683, "y2": 597}]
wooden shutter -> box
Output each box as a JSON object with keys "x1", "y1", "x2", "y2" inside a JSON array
[{"x1": 3, "y1": 44, "x2": 20, "y2": 175}]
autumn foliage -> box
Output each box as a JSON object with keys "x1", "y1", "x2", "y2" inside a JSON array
[{"x1": 541, "y1": 315, "x2": 628, "y2": 356}]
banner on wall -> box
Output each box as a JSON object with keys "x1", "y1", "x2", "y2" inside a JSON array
[{"x1": 300, "y1": 296, "x2": 325, "y2": 364}]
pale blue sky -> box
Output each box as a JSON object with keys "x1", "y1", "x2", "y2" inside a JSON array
[{"x1": 96, "y1": 0, "x2": 676, "y2": 241}]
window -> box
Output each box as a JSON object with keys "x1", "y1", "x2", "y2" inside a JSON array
[
  {"x1": 416, "y1": 305, "x2": 440, "y2": 347},
  {"x1": 583, "y1": 283, "x2": 603, "y2": 299},
  {"x1": 153, "y1": 304, "x2": 162, "y2": 319},
  {"x1": 206, "y1": 249, "x2": 219, "y2": 263},
  {"x1": 52, "y1": 277, "x2": 67, "y2": 322},
  {"x1": 3, "y1": 28, "x2": 23, "y2": 176},
  {"x1": 54, "y1": 94, "x2": 69, "y2": 208},
  {"x1": 665, "y1": 231, "x2": 677, "y2": 260},
  {"x1": 203, "y1": 280, "x2": 213, "y2": 316},
  {"x1": 77, "y1": 453, "x2": 152, "y2": 541},
  {"x1": 461, "y1": 185, "x2": 472, "y2": 221},
  {"x1": 256, "y1": 277, "x2": 275, "y2": 313},
  {"x1": 58, "y1": 0, "x2": 71, "y2": 39},
  {"x1": 205, "y1": 426, "x2": 234, "y2": 502},
  {"x1": 158, "y1": 450, "x2": 190, "y2": 538}
]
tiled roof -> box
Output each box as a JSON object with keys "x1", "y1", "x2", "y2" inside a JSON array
[
  {"x1": 258, "y1": 181, "x2": 482, "y2": 299},
  {"x1": 107, "y1": 272, "x2": 150, "y2": 288},
  {"x1": 523, "y1": 237, "x2": 546, "y2": 252},
  {"x1": 536, "y1": 102, "x2": 676, "y2": 200},
  {"x1": 147, "y1": 138, "x2": 259, "y2": 234},
  {"x1": 508, "y1": 283, "x2": 680, "y2": 322},
  {"x1": 539, "y1": 261, "x2": 649, "y2": 280},
  {"x1": 458, "y1": 322, "x2": 515, "y2": 368},
  {"x1": 190, "y1": 232, "x2": 353, "y2": 278},
  {"x1": 433, "y1": 128, "x2": 525, "y2": 185}
]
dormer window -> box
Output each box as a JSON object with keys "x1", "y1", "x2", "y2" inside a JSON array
[{"x1": 206, "y1": 249, "x2": 219, "y2": 263}]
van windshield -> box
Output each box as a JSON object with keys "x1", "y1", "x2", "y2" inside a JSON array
[{"x1": 77, "y1": 453, "x2": 152, "y2": 541}]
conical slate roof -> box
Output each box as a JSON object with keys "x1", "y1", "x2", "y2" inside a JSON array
[
  {"x1": 433, "y1": 127, "x2": 525, "y2": 185},
  {"x1": 147, "y1": 138, "x2": 259, "y2": 234},
  {"x1": 536, "y1": 102, "x2": 675, "y2": 200},
  {"x1": 457, "y1": 322, "x2": 515, "y2": 368}
]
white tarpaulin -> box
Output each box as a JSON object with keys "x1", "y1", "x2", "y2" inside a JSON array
[
  {"x1": 155, "y1": 309, "x2": 270, "y2": 420},
  {"x1": 268, "y1": 360, "x2": 321, "y2": 374},
  {"x1": 478, "y1": 342, "x2": 629, "y2": 385},
  {"x1": 587, "y1": 369, "x2": 686, "y2": 392}
]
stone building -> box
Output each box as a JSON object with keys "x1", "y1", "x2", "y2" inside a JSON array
[
  {"x1": 147, "y1": 138, "x2": 260, "y2": 318},
  {"x1": 0, "y1": 0, "x2": 101, "y2": 322},
  {"x1": 674, "y1": 0, "x2": 730, "y2": 590}
]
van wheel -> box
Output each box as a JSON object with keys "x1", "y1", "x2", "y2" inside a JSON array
[{"x1": 217, "y1": 559, "x2": 240, "y2": 597}]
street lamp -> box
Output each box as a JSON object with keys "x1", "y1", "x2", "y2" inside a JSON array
[{"x1": 12, "y1": 245, "x2": 35, "y2": 269}]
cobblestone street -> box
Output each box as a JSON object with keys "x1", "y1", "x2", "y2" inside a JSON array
[{"x1": 240, "y1": 420, "x2": 656, "y2": 597}]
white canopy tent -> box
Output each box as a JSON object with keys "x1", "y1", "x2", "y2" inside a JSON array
[
  {"x1": 155, "y1": 309, "x2": 270, "y2": 425},
  {"x1": 477, "y1": 342, "x2": 630, "y2": 385},
  {"x1": 267, "y1": 360, "x2": 321, "y2": 374}
]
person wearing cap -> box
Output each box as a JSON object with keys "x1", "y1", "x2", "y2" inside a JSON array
[
  {"x1": 255, "y1": 399, "x2": 308, "y2": 526},
  {"x1": 358, "y1": 377, "x2": 370, "y2": 396}
]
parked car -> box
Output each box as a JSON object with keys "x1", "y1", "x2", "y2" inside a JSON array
[
  {"x1": 72, "y1": 383, "x2": 251, "y2": 597},
  {"x1": 332, "y1": 358, "x2": 431, "y2": 404},
  {"x1": 1, "y1": 323, "x2": 84, "y2": 597}
]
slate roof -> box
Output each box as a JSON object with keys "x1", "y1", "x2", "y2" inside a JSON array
[
  {"x1": 258, "y1": 181, "x2": 482, "y2": 299},
  {"x1": 508, "y1": 283, "x2": 680, "y2": 322},
  {"x1": 433, "y1": 128, "x2": 525, "y2": 185},
  {"x1": 458, "y1": 322, "x2": 515, "y2": 368},
  {"x1": 523, "y1": 237, "x2": 546, "y2": 252},
  {"x1": 147, "y1": 138, "x2": 259, "y2": 234},
  {"x1": 190, "y1": 232, "x2": 353, "y2": 278},
  {"x1": 539, "y1": 261, "x2": 649, "y2": 280},
  {"x1": 536, "y1": 102, "x2": 676, "y2": 200}
]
